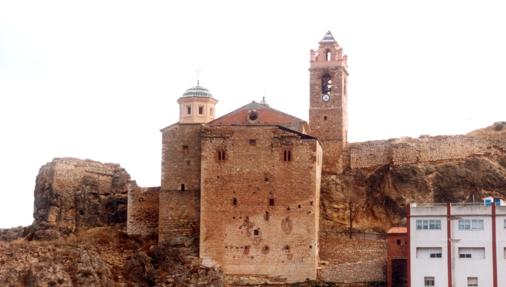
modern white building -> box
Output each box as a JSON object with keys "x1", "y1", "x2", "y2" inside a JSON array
[{"x1": 408, "y1": 203, "x2": 506, "y2": 287}]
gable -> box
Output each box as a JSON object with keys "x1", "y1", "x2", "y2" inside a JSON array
[{"x1": 208, "y1": 101, "x2": 309, "y2": 133}]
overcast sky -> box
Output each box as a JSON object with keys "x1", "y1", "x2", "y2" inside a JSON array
[{"x1": 1, "y1": 0, "x2": 505, "y2": 228}]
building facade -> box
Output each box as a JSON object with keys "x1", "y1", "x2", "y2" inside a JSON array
[{"x1": 408, "y1": 203, "x2": 506, "y2": 287}]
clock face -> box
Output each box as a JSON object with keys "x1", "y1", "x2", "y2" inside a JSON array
[{"x1": 322, "y1": 94, "x2": 330, "y2": 102}]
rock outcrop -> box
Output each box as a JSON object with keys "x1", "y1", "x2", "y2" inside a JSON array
[
  {"x1": 31, "y1": 158, "x2": 131, "y2": 239},
  {"x1": 321, "y1": 122, "x2": 506, "y2": 232}
]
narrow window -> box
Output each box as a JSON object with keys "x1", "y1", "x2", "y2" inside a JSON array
[
  {"x1": 325, "y1": 49, "x2": 331, "y2": 61},
  {"x1": 249, "y1": 139, "x2": 256, "y2": 146},
  {"x1": 467, "y1": 277, "x2": 478, "y2": 287},
  {"x1": 323, "y1": 115, "x2": 328, "y2": 121},
  {"x1": 198, "y1": 106, "x2": 204, "y2": 115},
  {"x1": 424, "y1": 277, "x2": 435, "y2": 287},
  {"x1": 264, "y1": 211, "x2": 270, "y2": 221},
  {"x1": 181, "y1": 184, "x2": 185, "y2": 191},
  {"x1": 321, "y1": 74, "x2": 332, "y2": 94},
  {"x1": 186, "y1": 105, "x2": 191, "y2": 115},
  {"x1": 269, "y1": 198, "x2": 275, "y2": 206},
  {"x1": 283, "y1": 150, "x2": 292, "y2": 161},
  {"x1": 396, "y1": 239, "x2": 401, "y2": 245},
  {"x1": 232, "y1": 197, "x2": 237, "y2": 206},
  {"x1": 182, "y1": 145, "x2": 189, "y2": 154},
  {"x1": 210, "y1": 107, "x2": 214, "y2": 116},
  {"x1": 218, "y1": 150, "x2": 226, "y2": 161}
]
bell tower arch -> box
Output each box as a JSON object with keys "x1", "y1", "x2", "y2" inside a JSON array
[{"x1": 309, "y1": 31, "x2": 348, "y2": 173}]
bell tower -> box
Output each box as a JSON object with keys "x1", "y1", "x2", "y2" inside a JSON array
[{"x1": 309, "y1": 31, "x2": 348, "y2": 173}]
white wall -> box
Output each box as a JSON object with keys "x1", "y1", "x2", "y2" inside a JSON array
[
  {"x1": 410, "y1": 206, "x2": 448, "y2": 287},
  {"x1": 496, "y1": 207, "x2": 506, "y2": 287}
]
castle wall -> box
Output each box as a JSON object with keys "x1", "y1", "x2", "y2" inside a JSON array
[
  {"x1": 200, "y1": 125, "x2": 322, "y2": 284},
  {"x1": 348, "y1": 135, "x2": 492, "y2": 169},
  {"x1": 159, "y1": 124, "x2": 202, "y2": 244},
  {"x1": 319, "y1": 232, "x2": 386, "y2": 284},
  {"x1": 127, "y1": 185, "x2": 160, "y2": 236}
]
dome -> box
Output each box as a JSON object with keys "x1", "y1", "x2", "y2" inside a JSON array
[{"x1": 182, "y1": 84, "x2": 213, "y2": 98}]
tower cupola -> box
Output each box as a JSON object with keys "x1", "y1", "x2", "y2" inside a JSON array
[{"x1": 177, "y1": 82, "x2": 218, "y2": 124}]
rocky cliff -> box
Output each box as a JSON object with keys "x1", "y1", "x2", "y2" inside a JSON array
[{"x1": 320, "y1": 122, "x2": 506, "y2": 232}]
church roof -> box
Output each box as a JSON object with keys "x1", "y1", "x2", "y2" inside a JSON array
[
  {"x1": 208, "y1": 101, "x2": 308, "y2": 133},
  {"x1": 320, "y1": 30, "x2": 337, "y2": 44},
  {"x1": 181, "y1": 83, "x2": 213, "y2": 98}
]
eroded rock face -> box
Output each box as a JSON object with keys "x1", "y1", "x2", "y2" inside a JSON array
[
  {"x1": 321, "y1": 123, "x2": 506, "y2": 232},
  {"x1": 32, "y1": 158, "x2": 131, "y2": 239}
]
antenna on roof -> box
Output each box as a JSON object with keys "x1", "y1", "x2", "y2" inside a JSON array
[{"x1": 195, "y1": 68, "x2": 202, "y2": 86}]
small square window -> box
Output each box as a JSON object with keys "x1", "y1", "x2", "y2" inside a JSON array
[
  {"x1": 424, "y1": 276, "x2": 435, "y2": 287},
  {"x1": 467, "y1": 277, "x2": 478, "y2": 287},
  {"x1": 249, "y1": 139, "x2": 256, "y2": 146}
]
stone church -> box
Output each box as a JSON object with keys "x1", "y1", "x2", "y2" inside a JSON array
[{"x1": 128, "y1": 31, "x2": 349, "y2": 283}]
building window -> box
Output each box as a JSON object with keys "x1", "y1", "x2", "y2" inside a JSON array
[
  {"x1": 181, "y1": 184, "x2": 185, "y2": 191},
  {"x1": 283, "y1": 150, "x2": 292, "y2": 161},
  {"x1": 269, "y1": 198, "x2": 275, "y2": 206},
  {"x1": 253, "y1": 228, "x2": 260, "y2": 236},
  {"x1": 458, "y1": 247, "x2": 485, "y2": 259},
  {"x1": 416, "y1": 247, "x2": 442, "y2": 259},
  {"x1": 249, "y1": 139, "x2": 256, "y2": 146},
  {"x1": 198, "y1": 106, "x2": 204, "y2": 115},
  {"x1": 325, "y1": 49, "x2": 331, "y2": 61},
  {"x1": 458, "y1": 219, "x2": 484, "y2": 230},
  {"x1": 187, "y1": 105, "x2": 191, "y2": 115},
  {"x1": 210, "y1": 107, "x2": 214, "y2": 116},
  {"x1": 323, "y1": 115, "x2": 328, "y2": 121},
  {"x1": 424, "y1": 276, "x2": 435, "y2": 287},
  {"x1": 416, "y1": 219, "x2": 441, "y2": 230},
  {"x1": 232, "y1": 197, "x2": 237, "y2": 206},
  {"x1": 182, "y1": 145, "x2": 189, "y2": 154},
  {"x1": 467, "y1": 277, "x2": 478, "y2": 287},
  {"x1": 218, "y1": 150, "x2": 226, "y2": 161}
]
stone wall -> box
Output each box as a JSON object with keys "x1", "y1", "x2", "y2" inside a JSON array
[
  {"x1": 127, "y1": 185, "x2": 160, "y2": 236},
  {"x1": 200, "y1": 125, "x2": 322, "y2": 284},
  {"x1": 319, "y1": 232, "x2": 386, "y2": 284},
  {"x1": 348, "y1": 135, "x2": 492, "y2": 169},
  {"x1": 159, "y1": 123, "x2": 202, "y2": 244},
  {"x1": 33, "y1": 158, "x2": 130, "y2": 238}
]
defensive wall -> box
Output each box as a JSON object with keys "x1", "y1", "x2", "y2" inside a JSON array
[
  {"x1": 127, "y1": 185, "x2": 160, "y2": 236},
  {"x1": 319, "y1": 231, "x2": 386, "y2": 284},
  {"x1": 347, "y1": 135, "x2": 495, "y2": 170}
]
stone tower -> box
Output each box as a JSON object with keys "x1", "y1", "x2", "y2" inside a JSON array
[
  {"x1": 309, "y1": 31, "x2": 348, "y2": 173},
  {"x1": 159, "y1": 83, "x2": 217, "y2": 244},
  {"x1": 177, "y1": 82, "x2": 218, "y2": 124}
]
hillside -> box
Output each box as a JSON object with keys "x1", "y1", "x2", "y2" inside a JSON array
[{"x1": 320, "y1": 122, "x2": 506, "y2": 232}]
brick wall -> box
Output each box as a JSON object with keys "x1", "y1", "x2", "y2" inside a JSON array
[
  {"x1": 127, "y1": 185, "x2": 159, "y2": 236},
  {"x1": 159, "y1": 123, "x2": 202, "y2": 244},
  {"x1": 319, "y1": 232, "x2": 386, "y2": 284},
  {"x1": 200, "y1": 125, "x2": 322, "y2": 284}
]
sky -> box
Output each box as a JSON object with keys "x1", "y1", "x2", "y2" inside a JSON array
[{"x1": 1, "y1": 0, "x2": 505, "y2": 228}]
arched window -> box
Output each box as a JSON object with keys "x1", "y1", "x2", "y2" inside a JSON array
[
  {"x1": 321, "y1": 74, "x2": 332, "y2": 94},
  {"x1": 325, "y1": 49, "x2": 332, "y2": 61}
]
